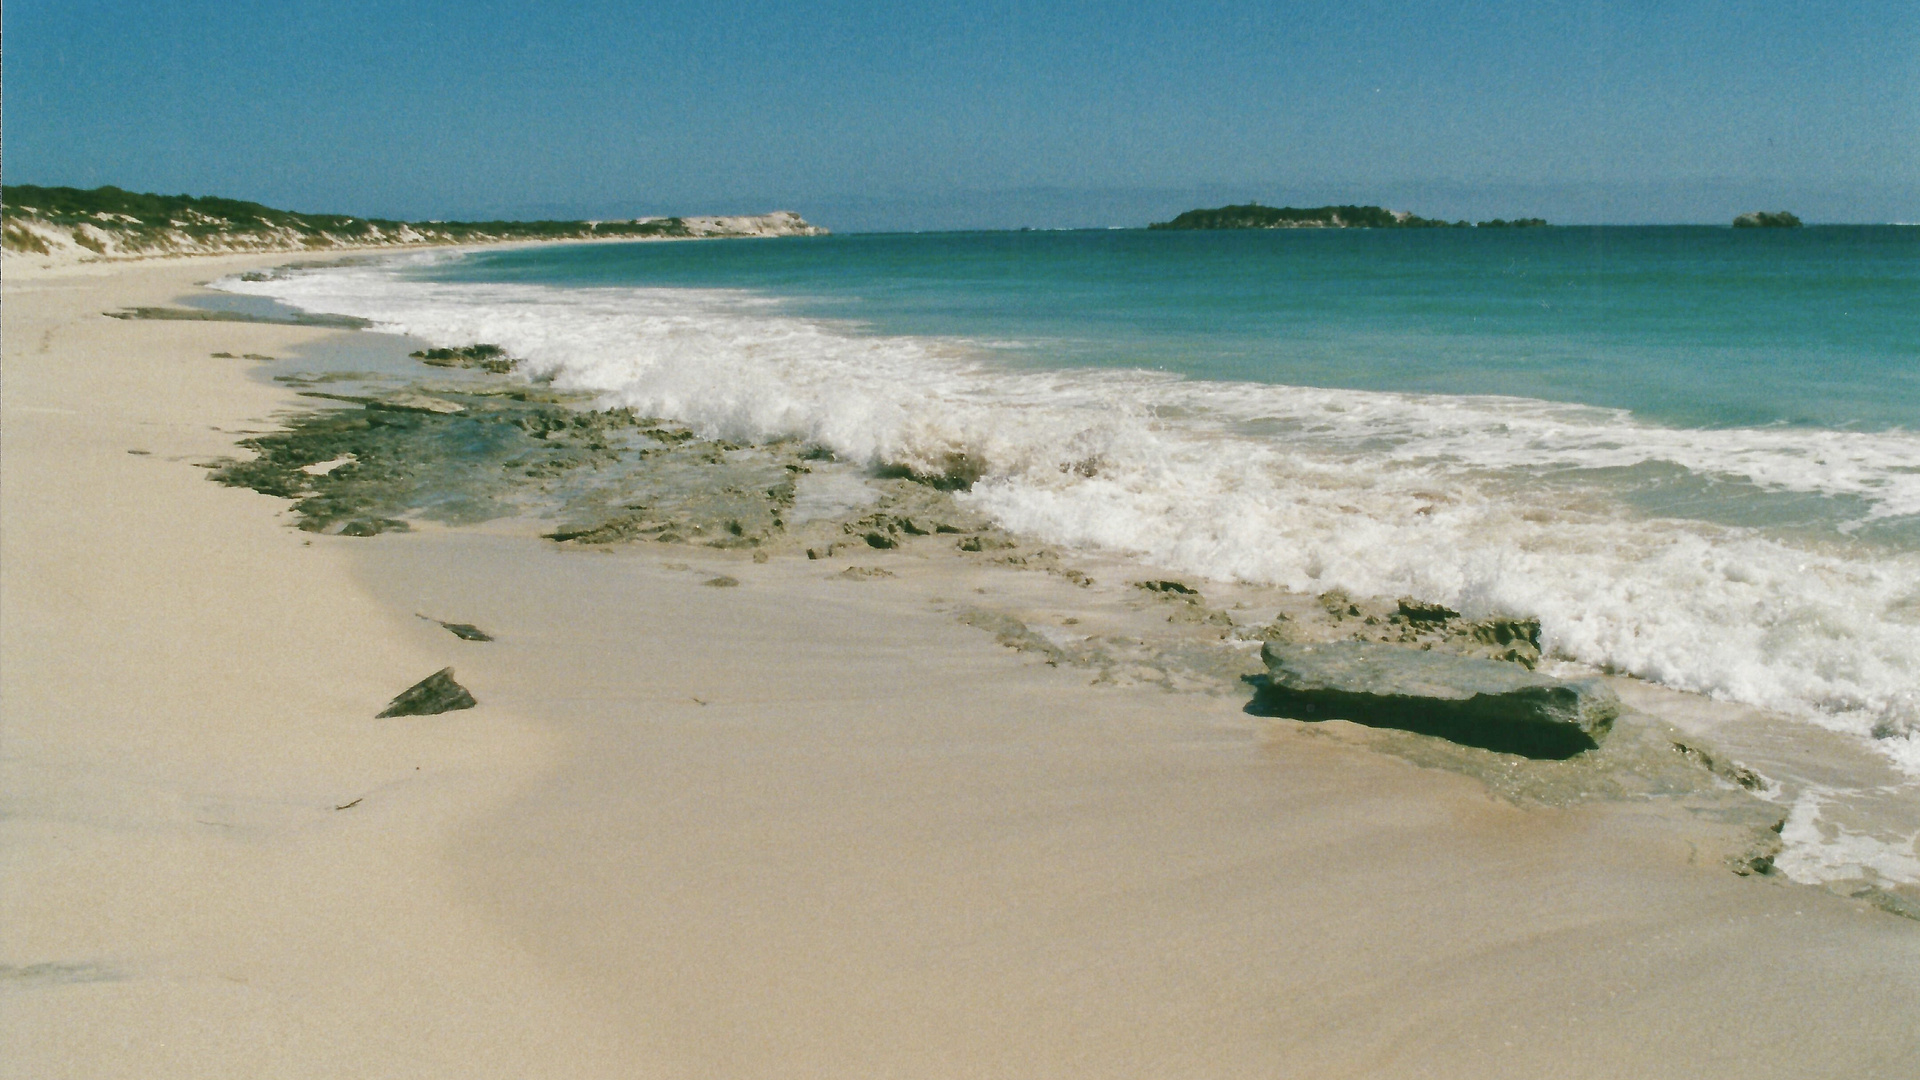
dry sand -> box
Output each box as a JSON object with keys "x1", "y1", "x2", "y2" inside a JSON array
[{"x1": 4, "y1": 256, "x2": 1917, "y2": 1078}]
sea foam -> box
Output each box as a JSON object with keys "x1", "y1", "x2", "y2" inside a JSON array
[{"x1": 220, "y1": 258, "x2": 1920, "y2": 786}]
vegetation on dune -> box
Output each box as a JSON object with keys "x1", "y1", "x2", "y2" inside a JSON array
[{"x1": 0, "y1": 183, "x2": 821, "y2": 258}]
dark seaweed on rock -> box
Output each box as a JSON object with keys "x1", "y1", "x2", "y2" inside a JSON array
[{"x1": 411, "y1": 344, "x2": 518, "y2": 373}]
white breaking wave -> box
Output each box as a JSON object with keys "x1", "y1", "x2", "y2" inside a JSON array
[{"x1": 219, "y1": 259, "x2": 1920, "y2": 781}]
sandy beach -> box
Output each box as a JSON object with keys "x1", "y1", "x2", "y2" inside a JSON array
[{"x1": 5, "y1": 254, "x2": 1918, "y2": 1077}]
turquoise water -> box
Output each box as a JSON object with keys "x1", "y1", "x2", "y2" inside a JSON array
[{"x1": 430, "y1": 227, "x2": 1920, "y2": 433}]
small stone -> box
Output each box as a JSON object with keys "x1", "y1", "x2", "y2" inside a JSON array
[
  {"x1": 377, "y1": 668, "x2": 477, "y2": 718},
  {"x1": 704, "y1": 575, "x2": 740, "y2": 587}
]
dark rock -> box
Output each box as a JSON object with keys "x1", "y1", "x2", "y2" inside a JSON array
[
  {"x1": 338, "y1": 518, "x2": 408, "y2": 537},
  {"x1": 1396, "y1": 597, "x2": 1460, "y2": 624},
  {"x1": 436, "y1": 620, "x2": 493, "y2": 641},
  {"x1": 409, "y1": 344, "x2": 517, "y2": 373},
  {"x1": 1671, "y1": 741, "x2": 1766, "y2": 791},
  {"x1": 703, "y1": 575, "x2": 740, "y2": 587},
  {"x1": 377, "y1": 668, "x2": 477, "y2": 718},
  {"x1": 1471, "y1": 616, "x2": 1540, "y2": 650},
  {"x1": 1139, "y1": 580, "x2": 1197, "y2": 596},
  {"x1": 957, "y1": 535, "x2": 1017, "y2": 552},
  {"x1": 547, "y1": 516, "x2": 669, "y2": 544},
  {"x1": 1251, "y1": 641, "x2": 1620, "y2": 759},
  {"x1": 872, "y1": 453, "x2": 983, "y2": 490},
  {"x1": 1319, "y1": 590, "x2": 1361, "y2": 618}
]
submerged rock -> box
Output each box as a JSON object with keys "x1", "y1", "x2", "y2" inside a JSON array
[
  {"x1": 376, "y1": 667, "x2": 477, "y2": 718},
  {"x1": 1252, "y1": 641, "x2": 1620, "y2": 759}
]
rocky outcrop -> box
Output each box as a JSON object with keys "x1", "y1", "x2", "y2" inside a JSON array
[{"x1": 1252, "y1": 641, "x2": 1620, "y2": 759}]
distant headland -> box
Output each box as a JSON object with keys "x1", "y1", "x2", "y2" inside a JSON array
[
  {"x1": 1148, "y1": 204, "x2": 1547, "y2": 230},
  {"x1": 1732, "y1": 211, "x2": 1803, "y2": 228},
  {"x1": 0, "y1": 184, "x2": 826, "y2": 266}
]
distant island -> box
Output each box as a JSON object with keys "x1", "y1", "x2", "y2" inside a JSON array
[
  {"x1": 1148, "y1": 204, "x2": 1548, "y2": 230},
  {"x1": 1732, "y1": 211, "x2": 1803, "y2": 228},
  {"x1": 0, "y1": 184, "x2": 826, "y2": 265}
]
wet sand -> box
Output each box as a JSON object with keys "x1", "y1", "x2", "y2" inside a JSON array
[{"x1": 4, "y1": 255, "x2": 1917, "y2": 1077}]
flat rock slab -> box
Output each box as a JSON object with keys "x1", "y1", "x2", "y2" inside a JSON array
[
  {"x1": 377, "y1": 667, "x2": 477, "y2": 718},
  {"x1": 1254, "y1": 641, "x2": 1620, "y2": 759}
]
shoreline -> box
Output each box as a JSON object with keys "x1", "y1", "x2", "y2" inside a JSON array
[
  {"x1": 0, "y1": 221, "x2": 825, "y2": 280},
  {"x1": 6, "y1": 254, "x2": 1919, "y2": 1075}
]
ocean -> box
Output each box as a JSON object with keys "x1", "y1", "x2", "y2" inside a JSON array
[{"x1": 220, "y1": 225, "x2": 1920, "y2": 886}]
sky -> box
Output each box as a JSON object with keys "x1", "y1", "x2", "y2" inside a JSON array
[{"x1": 6, "y1": 1, "x2": 1917, "y2": 229}]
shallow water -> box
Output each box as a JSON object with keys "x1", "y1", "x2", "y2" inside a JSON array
[{"x1": 216, "y1": 227, "x2": 1920, "y2": 886}]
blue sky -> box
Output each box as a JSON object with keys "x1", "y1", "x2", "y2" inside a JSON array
[{"x1": 6, "y1": 1, "x2": 1916, "y2": 228}]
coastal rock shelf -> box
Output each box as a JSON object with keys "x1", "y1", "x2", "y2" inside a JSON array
[{"x1": 1252, "y1": 641, "x2": 1622, "y2": 759}]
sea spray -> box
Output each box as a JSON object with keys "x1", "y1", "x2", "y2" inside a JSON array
[{"x1": 217, "y1": 255, "x2": 1920, "y2": 781}]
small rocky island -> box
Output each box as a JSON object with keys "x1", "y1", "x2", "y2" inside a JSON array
[
  {"x1": 1733, "y1": 210, "x2": 1803, "y2": 228},
  {"x1": 1149, "y1": 203, "x2": 1546, "y2": 229}
]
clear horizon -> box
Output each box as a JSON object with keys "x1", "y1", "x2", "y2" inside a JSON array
[{"x1": 6, "y1": 1, "x2": 1916, "y2": 230}]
